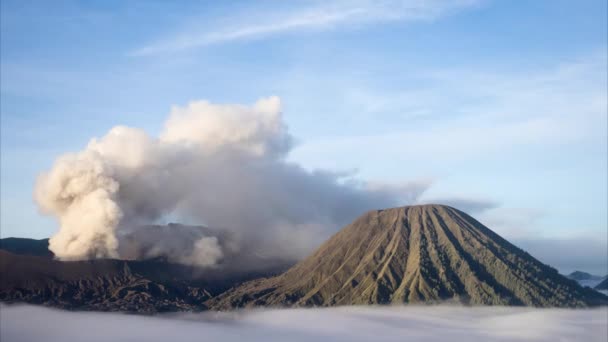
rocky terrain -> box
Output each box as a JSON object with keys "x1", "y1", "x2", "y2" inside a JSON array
[
  {"x1": 209, "y1": 205, "x2": 607, "y2": 309},
  {"x1": 0, "y1": 244, "x2": 282, "y2": 313},
  {"x1": 1, "y1": 205, "x2": 606, "y2": 312}
]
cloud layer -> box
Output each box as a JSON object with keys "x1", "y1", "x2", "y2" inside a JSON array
[
  {"x1": 2, "y1": 305, "x2": 607, "y2": 342},
  {"x1": 34, "y1": 96, "x2": 427, "y2": 268},
  {"x1": 131, "y1": 0, "x2": 482, "y2": 55}
]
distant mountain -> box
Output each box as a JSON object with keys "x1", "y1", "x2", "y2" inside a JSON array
[
  {"x1": 567, "y1": 271, "x2": 599, "y2": 281},
  {"x1": 209, "y1": 205, "x2": 607, "y2": 309},
  {"x1": 567, "y1": 271, "x2": 606, "y2": 289},
  {"x1": 0, "y1": 237, "x2": 52, "y2": 257},
  {"x1": 596, "y1": 278, "x2": 608, "y2": 291}
]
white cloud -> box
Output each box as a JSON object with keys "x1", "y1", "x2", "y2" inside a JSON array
[
  {"x1": 476, "y1": 207, "x2": 546, "y2": 239},
  {"x1": 290, "y1": 52, "x2": 607, "y2": 167},
  {"x1": 2, "y1": 305, "x2": 607, "y2": 342},
  {"x1": 131, "y1": 0, "x2": 482, "y2": 56}
]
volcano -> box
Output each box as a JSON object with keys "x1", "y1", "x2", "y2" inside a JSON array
[{"x1": 209, "y1": 204, "x2": 606, "y2": 309}]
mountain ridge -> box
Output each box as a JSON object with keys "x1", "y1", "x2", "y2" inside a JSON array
[{"x1": 0, "y1": 237, "x2": 52, "y2": 257}]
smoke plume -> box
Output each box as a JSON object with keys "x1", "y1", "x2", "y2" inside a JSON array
[{"x1": 34, "y1": 96, "x2": 428, "y2": 268}]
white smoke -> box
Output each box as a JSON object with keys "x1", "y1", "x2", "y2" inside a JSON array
[
  {"x1": 117, "y1": 224, "x2": 226, "y2": 267},
  {"x1": 34, "y1": 96, "x2": 428, "y2": 268}
]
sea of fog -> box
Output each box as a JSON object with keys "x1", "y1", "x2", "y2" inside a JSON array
[{"x1": 1, "y1": 304, "x2": 606, "y2": 342}]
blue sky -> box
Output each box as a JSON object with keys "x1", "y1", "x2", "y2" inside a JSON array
[{"x1": 1, "y1": 0, "x2": 606, "y2": 273}]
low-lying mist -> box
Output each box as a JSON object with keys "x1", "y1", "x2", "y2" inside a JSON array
[{"x1": 2, "y1": 305, "x2": 606, "y2": 342}]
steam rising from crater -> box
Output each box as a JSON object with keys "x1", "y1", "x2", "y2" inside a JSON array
[{"x1": 34, "y1": 96, "x2": 428, "y2": 268}]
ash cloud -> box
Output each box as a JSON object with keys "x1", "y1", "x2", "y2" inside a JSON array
[
  {"x1": 34, "y1": 96, "x2": 428, "y2": 268},
  {"x1": 2, "y1": 305, "x2": 607, "y2": 342}
]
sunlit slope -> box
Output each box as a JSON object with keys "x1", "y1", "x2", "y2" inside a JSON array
[{"x1": 210, "y1": 205, "x2": 607, "y2": 308}]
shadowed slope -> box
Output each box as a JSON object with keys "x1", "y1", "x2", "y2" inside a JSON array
[
  {"x1": 0, "y1": 226, "x2": 291, "y2": 312},
  {"x1": 0, "y1": 250, "x2": 214, "y2": 312},
  {"x1": 209, "y1": 205, "x2": 607, "y2": 309},
  {"x1": 596, "y1": 278, "x2": 608, "y2": 291},
  {"x1": 0, "y1": 250, "x2": 284, "y2": 313}
]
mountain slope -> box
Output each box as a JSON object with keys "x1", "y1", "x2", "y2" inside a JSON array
[
  {"x1": 595, "y1": 277, "x2": 608, "y2": 291},
  {"x1": 209, "y1": 204, "x2": 607, "y2": 309}
]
